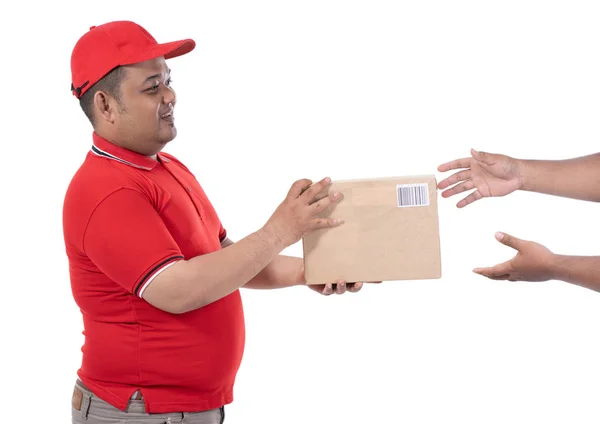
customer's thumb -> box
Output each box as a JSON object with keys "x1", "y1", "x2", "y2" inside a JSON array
[
  {"x1": 495, "y1": 232, "x2": 523, "y2": 250},
  {"x1": 471, "y1": 148, "x2": 496, "y2": 166}
]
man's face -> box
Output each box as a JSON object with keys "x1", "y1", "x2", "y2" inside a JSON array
[{"x1": 114, "y1": 57, "x2": 177, "y2": 155}]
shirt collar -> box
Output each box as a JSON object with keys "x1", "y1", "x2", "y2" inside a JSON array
[{"x1": 91, "y1": 132, "x2": 170, "y2": 171}]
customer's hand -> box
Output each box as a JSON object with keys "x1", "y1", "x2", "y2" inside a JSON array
[
  {"x1": 264, "y1": 177, "x2": 343, "y2": 248},
  {"x1": 473, "y1": 232, "x2": 557, "y2": 282},
  {"x1": 437, "y1": 149, "x2": 523, "y2": 208}
]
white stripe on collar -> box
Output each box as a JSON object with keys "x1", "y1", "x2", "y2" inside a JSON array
[{"x1": 91, "y1": 145, "x2": 154, "y2": 171}]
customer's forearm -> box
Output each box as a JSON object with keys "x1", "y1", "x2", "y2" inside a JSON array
[
  {"x1": 519, "y1": 153, "x2": 600, "y2": 201},
  {"x1": 244, "y1": 255, "x2": 304, "y2": 289},
  {"x1": 550, "y1": 254, "x2": 600, "y2": 292}
]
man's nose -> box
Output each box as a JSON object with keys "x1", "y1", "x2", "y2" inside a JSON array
[{"x1": 162, "y1": 85, "x2": 176, "y2": 105}]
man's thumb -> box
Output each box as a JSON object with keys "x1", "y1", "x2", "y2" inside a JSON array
[{"x1": 495, "y1": 232, "x2": 522, "y2": 250}]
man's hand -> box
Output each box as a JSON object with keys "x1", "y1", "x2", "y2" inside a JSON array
[
  {"x1": 437, "y1": 149, "x2": 524, "y2": 208},
  {"x1": 263, "y1": 177, "x2": 343, "y2": 248},
  {"x1": 308, "y1": 280, "x2": 365, "y2": 295},
  {"x1": 473, "y1": 232, "x2": 557, "y2": 282},
  {"x1": 295, "y1": 264, "x2": 382, "y2": 295},
  {"x1": 308, "y1": 281, "x2": 383, "y2": 295}
]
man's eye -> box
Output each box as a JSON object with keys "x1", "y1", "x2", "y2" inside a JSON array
[
  {"x1": 144, "y1": 83, "x2": 159, "y2": 93},
  {"x1": 146, "y1": 79, "x2": 172, "y2": 92}
]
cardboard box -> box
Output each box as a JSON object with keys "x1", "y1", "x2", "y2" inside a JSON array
[{"x1": 302, "y1": 175, "x2": 441, "y2": 284}]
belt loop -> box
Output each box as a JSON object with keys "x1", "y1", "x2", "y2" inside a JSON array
[{"x1": 220, "y1": 406, "x2": 225, "y2": 424}]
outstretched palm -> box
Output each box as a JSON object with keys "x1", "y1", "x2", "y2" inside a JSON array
[{"x1": 437, "y1": 149, "x2": 522, "y2": 208}]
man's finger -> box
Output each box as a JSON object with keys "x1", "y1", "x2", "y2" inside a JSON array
[
  {"x1": 308, "y1": 190, "x2": 330, "y2": 205},
  {"x1": 335, "y1": 281, "x2": 346, "y2": 294},
  {"x1": 437, "y1": 157, "x2": 471, "y2": 173},
  {"x1": 495, "y1": 232, "x2": 523, "y2": 251},
  {"x1": 300, "y1": 177, "x2": 332, "y2": 202},
  {"x1": 441, "y1": 180, "x2": 475, "y2": 198},
  {"x1": 437, "y1": 169, "x2": 471, "y2": 190},
  {"x1": 310, "y1": 283, "x2": 333, "y2": 295},
  {"x1": 310, "y1": 217, "x2": 344, "y2": 230},
  {"x1": 347, "y1": 282, "x2": 363, "y2": 292},
  {"x1": 308, "y1": 191, "x2": 342, "y2": 216},
  {"x1": 287, "y1": 178, "x2": 314, "y2": 199}
]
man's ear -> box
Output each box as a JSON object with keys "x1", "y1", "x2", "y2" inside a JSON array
[{"x1": 93, "y1": 91, "x2": 117, "y2": 124}]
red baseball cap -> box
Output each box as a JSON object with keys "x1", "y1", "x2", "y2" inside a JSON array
[{"x1": 70, "y1": 20, "x2": 195, "y2": 99}]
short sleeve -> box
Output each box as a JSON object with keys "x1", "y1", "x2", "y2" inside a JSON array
[{"x1": 83, "y1": 188, "x2": 184, "y2": 297}]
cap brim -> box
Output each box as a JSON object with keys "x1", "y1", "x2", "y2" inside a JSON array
[{"x1": 123, "y1": 39, "x2": 196, "y2": 65}]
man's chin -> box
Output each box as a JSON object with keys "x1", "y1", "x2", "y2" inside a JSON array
[{"x1": 160, "y1": 127, "x2": 177, "y2": 144}]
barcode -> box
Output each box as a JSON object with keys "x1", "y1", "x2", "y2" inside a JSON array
[{"x1": 396, "y1": 183, "x2": 429, "y2": 207}]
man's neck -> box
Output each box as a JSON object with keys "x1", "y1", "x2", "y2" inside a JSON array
[{"x1": 95, "y1": 129, "x2": 159, "y2": 160}]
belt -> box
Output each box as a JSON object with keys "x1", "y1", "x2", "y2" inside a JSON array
[{"x1": 76, "y1": 379, "x2": 144, "y2": 400}]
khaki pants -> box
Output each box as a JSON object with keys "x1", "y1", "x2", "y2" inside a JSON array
[{"x1": 71, "y1": 380, "x2": 225, "y2": 424}]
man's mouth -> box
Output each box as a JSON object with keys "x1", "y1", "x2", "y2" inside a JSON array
[{"x1": 161, "y1": 110, "x2": 174, "y2": 122}]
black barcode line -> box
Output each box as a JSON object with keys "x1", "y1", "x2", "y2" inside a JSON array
[{"x1": 396, "y1": 184, "x2": 429, "y2": 207}]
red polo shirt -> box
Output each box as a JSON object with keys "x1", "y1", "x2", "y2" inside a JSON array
[{"x1": 62, "y1": 132, "x2": 245, "y2": 413}]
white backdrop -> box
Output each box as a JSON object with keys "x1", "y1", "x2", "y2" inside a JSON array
[{"x1": 2, "y1": 1, "x2": 600, "y2": 423}]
